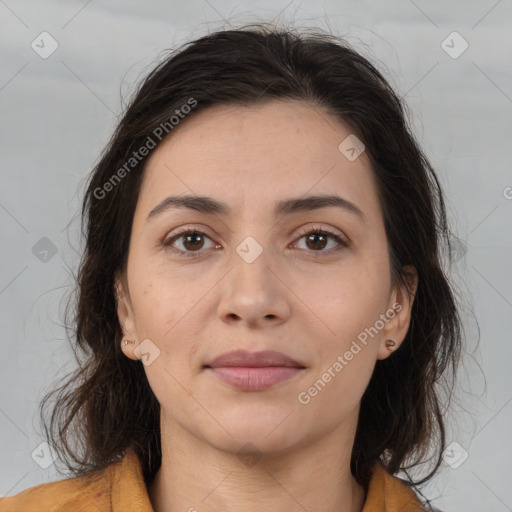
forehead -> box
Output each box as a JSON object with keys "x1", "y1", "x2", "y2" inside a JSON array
[{"x1": 137, "y1": 99, "x2": 381, "y2": 221}]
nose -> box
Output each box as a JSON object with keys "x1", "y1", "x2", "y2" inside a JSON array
[{"x1": 217, "y1": 246, "x2": 291, "y2": 328}]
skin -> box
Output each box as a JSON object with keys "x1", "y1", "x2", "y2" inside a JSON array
[{"x1": 116, "y1": 99, "x2": 418, "y2": 512}]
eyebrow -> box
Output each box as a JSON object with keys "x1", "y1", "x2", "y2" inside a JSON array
[{"x1": 146, "y1": 194, "x2": 366, "y2": 223}]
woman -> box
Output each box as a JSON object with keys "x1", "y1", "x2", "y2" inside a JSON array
[{"x1": 0, "y1": 23, "x2": 461, "y2": 511}]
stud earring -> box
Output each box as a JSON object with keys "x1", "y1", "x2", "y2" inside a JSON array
[
  {"x1": 122, "y1": 339, "x2": 135, "y2": 347},
  {"x1": 385, "y1": 339, "x2": 396, "y2": 351}
]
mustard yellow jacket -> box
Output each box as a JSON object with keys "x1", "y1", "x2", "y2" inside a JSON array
[{"x1": 0, "y1": 447, "x2": 425, "y2": 511}]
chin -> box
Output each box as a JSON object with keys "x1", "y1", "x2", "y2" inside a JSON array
[
  {"x1": 211, "y1": 428, "x2": 303, "y2": 460},
  {"x1": 200, "y1": 405, "x2": 308, "y2": 456}
]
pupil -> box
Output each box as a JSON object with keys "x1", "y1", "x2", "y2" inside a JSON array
[
  {"x1": 185, "y1": 233, "x2": 203, "y2": 250},
  {"x1": 308, "y1": 233, "x2": 326, "y2": 250}
]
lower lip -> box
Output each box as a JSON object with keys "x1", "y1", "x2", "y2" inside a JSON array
[{"x1": 206, "y1": 366, "x2": 304, "y2": 391}]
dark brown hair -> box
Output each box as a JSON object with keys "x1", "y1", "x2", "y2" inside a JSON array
[{"x1": 40, "y1": 22, "x2": 462, "y2": 502}]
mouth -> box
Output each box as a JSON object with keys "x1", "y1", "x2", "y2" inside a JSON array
[{"x1": 203, "y1": 349, "x2": 306, "y2": 391}]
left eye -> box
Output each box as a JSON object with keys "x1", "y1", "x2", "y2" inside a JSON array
[
  {"x1": 163, "y1": 228, "x2": 347, "y2": 258},
  {"x1": 292, "y1": 229, "x2": 347, "y2": 253}
]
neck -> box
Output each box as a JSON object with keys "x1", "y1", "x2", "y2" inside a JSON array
[{"x1": 148, "y1": 416, "x2": 366, "y2": 512}]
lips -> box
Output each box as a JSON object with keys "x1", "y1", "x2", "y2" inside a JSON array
[
  {"x1": 204, "y1": 349, "x2": 305, "y2": 369},
  {"x1": 203, "y1": 350, "x2": 306, "y2": 391}
]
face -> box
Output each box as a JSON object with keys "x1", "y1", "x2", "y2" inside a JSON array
[{"x1": 116, "y1": 99, "x2": 416, "y2": 457}]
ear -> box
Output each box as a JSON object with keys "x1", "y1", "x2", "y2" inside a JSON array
[
  {"x1": 377, "y1": 265, "x2": 418, "y2": 360},
  {"x1": 114, "y1": 272, "x2": 139, "y2": 361}
]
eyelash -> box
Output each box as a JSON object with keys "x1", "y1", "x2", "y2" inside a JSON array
[{"x1": 162, "y1": 225, "x2": 348, "y2": 259}]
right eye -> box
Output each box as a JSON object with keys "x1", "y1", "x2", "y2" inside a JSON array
[{"x1": 163, "y1": 228, "x2": 219, "y2": 258}]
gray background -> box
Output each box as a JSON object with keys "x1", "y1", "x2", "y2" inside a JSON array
[{"x1": 1, "y1": 0, "x2": 511, "y2": 510}]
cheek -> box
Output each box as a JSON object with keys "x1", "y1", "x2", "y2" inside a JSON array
[
  {"x1": 300, "y1": 255, "x2": 389, "y2": 344},
  {"x1": 129, "y1": 255, "x2": 190, "y2": 333},
  {"x1": 128, "y1": 262, "x2": 211, "y2": 369},
  {"x1": 133, "y1": 278, "x2": 173, "y2": 337},
  {"x1": 295, "y1": 265, "x2": 384, "y2": 415},
  {"x1": 130, "y1": 270, "x2": 205, "y2": 403}
]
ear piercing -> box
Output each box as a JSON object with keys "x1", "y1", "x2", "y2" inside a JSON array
[
  {"x1": 385, "y1": 339, "x2": 396, "y2": 351},
  {"x1": 122, "y1": 339, "x2": 135, "y2": 347}
]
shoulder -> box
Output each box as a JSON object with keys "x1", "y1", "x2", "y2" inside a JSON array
[
  {"x1": 364, "y1": 461, "x2": 427, "y2": 512},
  {"x1": 0, "y1": 448, "x2": 153, "y2": 512},
  {"x1": 0, "y1": 462, "x2": 119, "y2": 512}
]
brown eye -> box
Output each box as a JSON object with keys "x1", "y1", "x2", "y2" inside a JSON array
[
  {"x1": 163, "y1": 229, "x2": 217, "y2": 257},
  {"x1": 304, "y1": 232, "x2": 328, "y2": 250},
  {"x1": 293, "y1": 228, "x2": 348, "y2": 254},
  {"x1": 163, "y1": 226, "x2": 347, "y2": 259},
  {"x1": 181, "y1": 232, "x2": 205, "y2": 251}
]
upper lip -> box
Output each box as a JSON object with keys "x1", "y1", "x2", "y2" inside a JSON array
[{"x1": 204, "y1": 350, "x2": 305, "y2": 369}]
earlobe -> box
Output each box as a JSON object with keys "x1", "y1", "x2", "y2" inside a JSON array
[
  {"x1": 384, "y1": 339, "x2": 396, "y2": 351},
  {"x1": 377, "y1": 337, "x2": 400, "y2": 361},
  {"x1": 377, "y1": 265, "x2": 418, "y2": 360}
]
